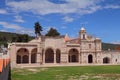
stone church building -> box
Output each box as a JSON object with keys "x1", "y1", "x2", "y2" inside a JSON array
[{"x1": 8, "y1": 28, "x2": 120, "y2": 68}]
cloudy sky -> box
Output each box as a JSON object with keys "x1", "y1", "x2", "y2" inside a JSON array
[{"x1": 0, "y1": 0, "x2": 120, "y2": 43}]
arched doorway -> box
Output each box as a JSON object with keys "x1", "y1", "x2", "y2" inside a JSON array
[
  {"x1": 31, "y1": 48, "x2": 37, "y2": 63},
  {"x1": 71, "y1": 55, "x2": 76, "y2": 62},
  {"x1": 45, "y1": 48, "x2": 54, "y2": 63},
  {"x1": 16, "y1": 48, "x2": 29, "y2": 64},
  {"x1": 103, "y1": 57, "x2": 110, "y2": 63},
  {"x1": 56, "y1": 49, "x2": 61, "y2": 63},
  {"x1": 88, "y1": 54, "x2": 93, "y2": 63},
  {"x1": 68, "y1": 49, "x2": 79, "y2": 63}
]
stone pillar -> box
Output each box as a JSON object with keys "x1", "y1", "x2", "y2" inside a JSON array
[
  {"x1": 43, "y1": 51, "x2": 45, "y2": 64},
  {"x1": 54, "y1": 50, "x2": 56, "y2": 64},
  {"x1": 61, "y1": 52, "x2": 68, "y2": 63},
  {"x1": 37, "y1": 43, "x2": 43, "y2": 64},
  {"x1": 36, "y1": 53, "x2": 40, "y2": 64},
  {"x1": 10, "y1": 44, "x2": 17, "y2": 68},
  {"x1": 79, "y1": 53, "x2": 81, "y2": 63},
  {"x1": 40, "y1": 53, "x2": 43, "y2": 64},
  {"x1": 81, "y1": 52, "x2": 83, "y2": 64},
  {"x1": 29, "y1": 53, "x2": 31, "y2": 64},
  {"x1": 95, "y1": 53, "x2": 97, "y2": 64}
]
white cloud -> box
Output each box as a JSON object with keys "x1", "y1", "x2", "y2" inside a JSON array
[
  {"x1": 63, "y1": 16, "x2": 73, "y2": 22},
  {"x1": 0, "y1": 21, "x2": 34, "y2": 35},
  {"x1": 0, "y1": 29, "x2": 7, "y2": 32},
  {"x1": 16, "y1": 29, "x2": 34, "y2": 35},
  {"x1": 110, "y1": 41, "x2": 120, "y2": 44},
  {"x1": 14, "y1": 15, "x2": 24, "y2": 23},
  {"x1": 6, "y1": 0, "x2": 102, "y2": 15},
  {"x1": 61, "y1": 26, "x2": 67, "y2": 29},
  {"x1": 104, "y1": 5, "x2": 120, "y2": 9},
  {"x1": 0, "y1": 9, "x2": 7, "y2": 14},
  {"x1": 0, "y1": 21, "x2": 22, "y2": 30}
]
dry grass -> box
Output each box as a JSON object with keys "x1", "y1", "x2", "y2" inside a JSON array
[{"x1": 12, "y1": 65, "x2": 120, "y2": 80}]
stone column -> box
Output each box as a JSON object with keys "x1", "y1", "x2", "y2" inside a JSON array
[
  {"x1": 43, "y1": 51, "x2": 45, "y2": 64},
  {"x1": 95, "y1": 53, "x2": 97, "y2": 64},
  {"x1": 29, "y1": 53, "x2": 31, "y2": 64},
  {"x1": 10, "y1": 45, "x2": 17, "y2": 68},
  {"x1": 60, "y1": 52, "x2": 68, "y2": 63},
  {"x1": 79, "y1": 53, "x2": 81, "y2": 63},
  {"x1": 36, "y1": 52, "x2": 40, "y2": 64},
  {"x1": 54, "y1": 50, "x2": 56, "y2": 64},
  {"x1": 37, "y1": 43, "x2": 43, "y2": 64},
  {"x1": 40, "y1": 53, "x2": 43, "y2": 64},
  {"x1": 81, "y1": 52, "x2": 83, "y2": 64}
]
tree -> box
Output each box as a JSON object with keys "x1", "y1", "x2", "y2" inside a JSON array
[
  {"x1": 22, "y1": 34, "x2": 29, "y2": 42},
  {"x1": 45, "y1": 28, "x2": 60, "y2": 37},
  {"x1": 12, "y1": 36, "x2": 17, "y2": 42},
  {"x1": 34, "y1": 22, "x2": 42, "y2": 37},
  {"x1": 17, "y1": 35, "x2": 22, "y2": 42}
]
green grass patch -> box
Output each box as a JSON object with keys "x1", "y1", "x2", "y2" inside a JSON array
[{"x1": 12, "y1": 65, "x2": 120, "y2": 80}]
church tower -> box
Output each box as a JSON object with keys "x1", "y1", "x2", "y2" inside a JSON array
[{"x1": 79, "y1": 27, "x2": 87, "y2": 40}]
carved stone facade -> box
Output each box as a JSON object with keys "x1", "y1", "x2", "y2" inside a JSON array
[{"x1": 8, "y1": 28, "x2": 120, "y2": 68}]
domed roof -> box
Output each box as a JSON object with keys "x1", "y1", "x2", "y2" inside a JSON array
[{"x1": 81, "y1": 27, "x2": 85, "y2": 30}]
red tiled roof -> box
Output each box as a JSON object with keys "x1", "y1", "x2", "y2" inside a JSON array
[
  {"x1": 64, "y1": 34, "x2": 70, "y2": 42},
  {"x1": 68, "y1": 38, "x2": 81, "y2": 44}
]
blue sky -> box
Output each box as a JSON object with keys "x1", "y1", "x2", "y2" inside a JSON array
[{"x1": 0, "y1": 0, "x2": 120, "y2": 43}]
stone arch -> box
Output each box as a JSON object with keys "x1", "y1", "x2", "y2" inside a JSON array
[
  {"x1": 16, "y1": 48, "x2": 29, "y2": 64},
  {"x1": 88, "y1": 54, "x2": 93, "y2": 63},
  {"x1": 45, "y1": 48, "x2": 54, "y2": 63},
  {"x1": 31, "y1": 48, "x2": 37, "y2": 63},
  {"x1": 56, "y1": 49, "x2": 61, "y2": 63},
  {"x1": 68, "y1": 48, "x2": 79, "y2": 63},
  {"x1": 103, "y1": 57, "x2": 110, "y2": 64}
]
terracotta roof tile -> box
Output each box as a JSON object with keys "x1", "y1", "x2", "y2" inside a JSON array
[{"x1": 64, "y1": 34, "x2": 70, "y2": 42}]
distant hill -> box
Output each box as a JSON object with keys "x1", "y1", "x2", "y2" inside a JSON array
[
  {"x1": 102, "y1": 43, "x2": 120, "y2": 51},
  {"x1": 0, "y1": 31, "x2": 34, "y2": 47},
  {"x1": 0, "y1": 31, "x2": 120, "y2": 50}
]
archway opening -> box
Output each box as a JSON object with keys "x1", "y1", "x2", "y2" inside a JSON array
[
  {"x1": 68, "y1": 49, "x2": 79, "y2": 63},
  {"x1": 103, "y1": 57, "x2": 110, "y2": 64},
  {"x1": 16, "y1": 55, "x2": 21, "y2": 64},
  {"x1": 31, "y1": 48, "x2": 37, "y2": 63},
  {"x1": 56, "y1": 49, "x2": 61, "y2": 63},
  {"x1": 88, "y1": 54, "x2": 93, "y2": 63},
  {"x1": 16, "y1": 48, "x2": 29, "y2": 64},
  {"x1": 45, "y1": 48, "x2": 54, "y2": 63},
  {"x1": 22, "y1": 55, "x2": 29, "y2": 63}
]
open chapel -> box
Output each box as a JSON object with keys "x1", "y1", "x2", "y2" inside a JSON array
[{"x1": 8, "y1": 27, "x2": 120, "y2": 68}]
